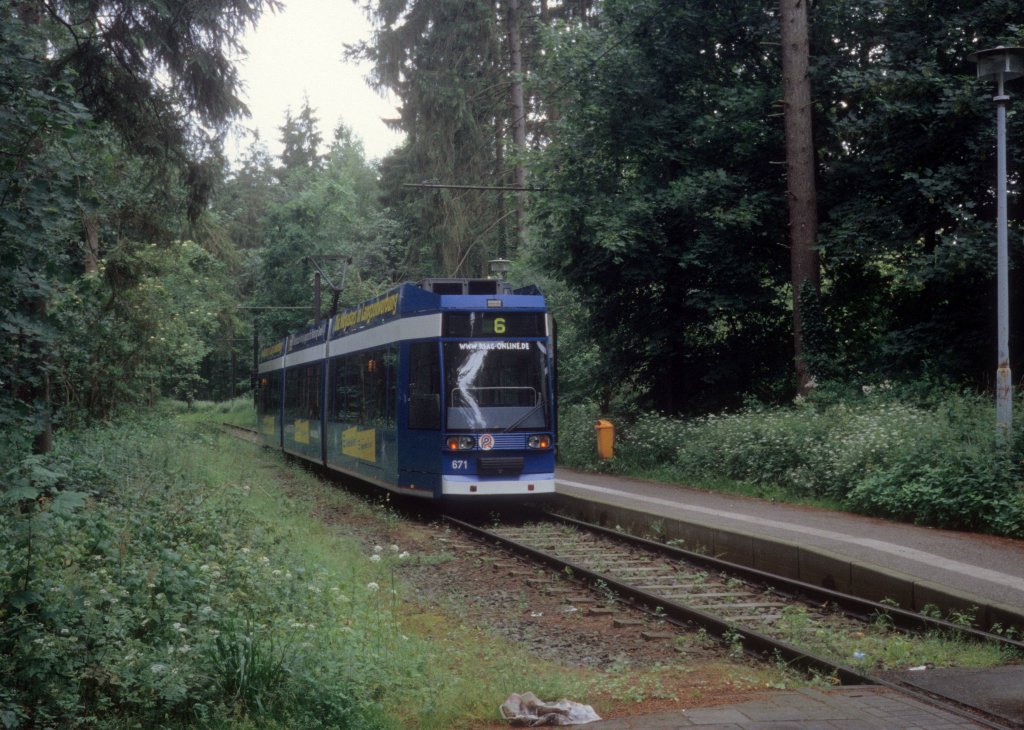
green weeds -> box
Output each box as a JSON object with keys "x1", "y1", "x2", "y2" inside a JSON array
[
  {"x1": 1, "y1": 408, "x2": 606, "y2": 729},
  {"x1": 771, "y1": 606, "x2": 1017, "y2": 672},
  {"x1": 1, "y1": 414, "x2": 397, "y2": 728},
  {"x1": 560, "y1": 388, "x2": 1024, "y2": 537}
]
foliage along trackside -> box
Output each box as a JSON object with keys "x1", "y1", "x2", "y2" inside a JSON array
[
  {"x1": 558, "y1": 385, "x2": 1024, "y2": 538},
  {"x1": 0, "y1": 406, "x2": 590, "y2": 729}
]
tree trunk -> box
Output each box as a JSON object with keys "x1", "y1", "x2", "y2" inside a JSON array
[
  {"x1": 83, "y1": 213, "x2": 100, "y2": 273},
  {"x1": 780, "y1": 0, "x2": 820, "y2": 395},
  {"x1": 23, "y1": 297, "x2": 52, "y2": 454},
  {"x1": 495, "y1": 121, "x2": 508, "y2": 259},
  {"x1": 507, "y1": 0, "x2": 527, "y2": 253}
]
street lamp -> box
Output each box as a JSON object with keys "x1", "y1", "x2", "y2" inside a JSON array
[{"x1": 968, "y1": 45, "x2": 1024, "y2": 437}]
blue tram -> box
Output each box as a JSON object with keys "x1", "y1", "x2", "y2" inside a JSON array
[{"x1": 256, "y1": 278, "x2": 556, "y2": 498}]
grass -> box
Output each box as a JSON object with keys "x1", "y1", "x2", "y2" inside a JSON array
[
  {"x1": 771, "y1": 606, "x2": 1018, "y2": 674},
  {"x1": 181, "y1": 402, "x2": 817, "y2": 720},
  {"x1": 18, "y1": 388, "x2": 1014, "y2": 728},
  {"x1": 180, "y1": 396, "x2": 258, "y2": 429},
  {"x1": 1, "y1": 406, "x2": 597, "y2": 729},
  {"x1": 173, "y1": 413, "x2": 595, "y2": 728},
  {"x1": 8, "y1": 401, "x2": 801, "y2": 729}
]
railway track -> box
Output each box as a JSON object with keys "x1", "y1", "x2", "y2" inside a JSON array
[
  {"x1": 223, "y1": 422, "x2": 1022, "y2": 726},
  {"x1": 222, "y1": 423, "x2": 260, "y2": 442},
  {"x1": 445, "y1": 511, "x2": 1024, "y2": 729}
]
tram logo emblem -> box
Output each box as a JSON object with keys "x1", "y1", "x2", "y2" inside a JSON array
[{"x1": 478, "y1": 434, "x2": 495, "y2": 451}]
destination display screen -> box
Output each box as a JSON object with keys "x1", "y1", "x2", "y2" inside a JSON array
[{"x1": 442, "y1": 312, "x2": 546, "y2": 338}]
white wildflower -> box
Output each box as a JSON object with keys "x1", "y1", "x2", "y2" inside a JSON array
[{"x1": 366, "y1": 582, "x2": 380, "y2": 592}]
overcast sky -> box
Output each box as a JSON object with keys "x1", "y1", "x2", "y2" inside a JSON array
[{"x1": 228, "y1": 0, "x2": 405, "y2": 164}]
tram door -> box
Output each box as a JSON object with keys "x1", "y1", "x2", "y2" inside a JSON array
[{"x1": 400, "y1": 341, "x2": 443, "y2": 494}]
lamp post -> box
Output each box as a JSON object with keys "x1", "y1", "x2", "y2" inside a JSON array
[{"x1": 968, "y1": 46, "x2": 1024, "y2": 437}]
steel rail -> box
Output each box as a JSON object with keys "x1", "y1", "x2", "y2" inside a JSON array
[
  {"x1": 442, "y1": 513, "x2": 1016, "y2": 729},
  {"x1": 545, "y1": 510, "x2": 1024, "y2": 655},
  {"x1": 442, "y1": 514, "x2": 870, "y2": 682}
]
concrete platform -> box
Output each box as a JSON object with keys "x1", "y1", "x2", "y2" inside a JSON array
[
  {"x1": 888, "y1": 666, "x2": 1024, "y2": 727},
  {"x1": 551, "y1": 470, "x2": 1024, "y2": 728},
  {"x1": 587, "y1": 686, "x2": 989, "y2": 728},
  {"x1": 554, "y1": 468, "x2": 1024, "y2": 634}
]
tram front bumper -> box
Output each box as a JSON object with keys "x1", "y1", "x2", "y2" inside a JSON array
[{"x1": 441, "y1": 474, "x2": 555, "y2": 496}]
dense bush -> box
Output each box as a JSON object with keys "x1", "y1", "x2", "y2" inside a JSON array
[
  {"x1": 0, "y1": 415, "x2": 401, "y2": 729},
  {"x1": 556, "y1": 402, "x2": 604, "y2": 470},
  {"x1": 3, "y1": 406, "x2": 593, "y2": 728},
  {"x1": 561, "y1": 387, "x2": 1024, "y2": 537}
]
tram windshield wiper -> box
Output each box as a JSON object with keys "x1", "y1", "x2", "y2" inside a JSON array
[{"x1": 502, "y1": 400, "x2": 546, "y2": 433}]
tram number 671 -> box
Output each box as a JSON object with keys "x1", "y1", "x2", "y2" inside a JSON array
[{"x1": 451, "y1": 459, "x2": 469, "y2": 471}]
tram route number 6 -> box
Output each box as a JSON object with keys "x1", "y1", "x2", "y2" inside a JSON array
[
  {"x1": 451, "y1": 459, "x2": 469, "y2": 470},
  {"x1": 485, "y1": 316, "x2": 506, "y2": 335}
]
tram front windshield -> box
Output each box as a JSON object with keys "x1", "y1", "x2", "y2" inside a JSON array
[{"x1": 443, "y1": 341, "x2": 550, "y2": 432}]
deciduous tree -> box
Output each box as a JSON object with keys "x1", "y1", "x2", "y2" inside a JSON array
[
  {"x1": 1, "y1": 0, "x2": 276, "y2": 455},
  {"x1": 531, "y1": 0, "x2": 790, "y2": 412}
]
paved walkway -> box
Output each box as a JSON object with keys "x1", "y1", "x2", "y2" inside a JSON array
[{"x1": 587, "y1": 687, "x2": 985, "y2": 728}]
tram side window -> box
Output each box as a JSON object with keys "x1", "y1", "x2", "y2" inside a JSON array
[
  {"x1": 384, "y1": 345, "x2": 397, "y2": 427},
  {"x1": 259, "y1": 371, "x2": 281, "y2": 414},
  {"x1": 284, "y1": 365, "x2": 321, "y2": 419},
  {"x1": 284, "y1": 370, "x2": 298, "y2": 418},
  {"x1": 331, "y1": 357, "x2": 360, "y2": 422},
  {"x1": 330, "y1": 347, "x2": 397, "y2": 427},
  {"x1": 303, "y1": 365, "x2": 321, "y2": 419},
  {"x1": 362, "y1": 346, "x2": 397, "y2": 427},
  {"x1": 408, "y1": 342, "x2": 440, "y2": 430}
]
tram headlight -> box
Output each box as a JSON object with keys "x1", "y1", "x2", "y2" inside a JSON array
[
  {"x1": 447, "y1": 436, "x2": 475, "y2": 450},
  {"x1": 527, "y1": 435, "x2": 551, "y2": 449}
]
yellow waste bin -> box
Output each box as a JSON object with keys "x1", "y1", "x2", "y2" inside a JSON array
[{"x1": 595, "y1": 419, "x2": 615, "y2": 460}]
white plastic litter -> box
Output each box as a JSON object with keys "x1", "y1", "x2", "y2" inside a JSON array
[{"x1": 500, "y1": 692, "x2": 602, "y2": 726}]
